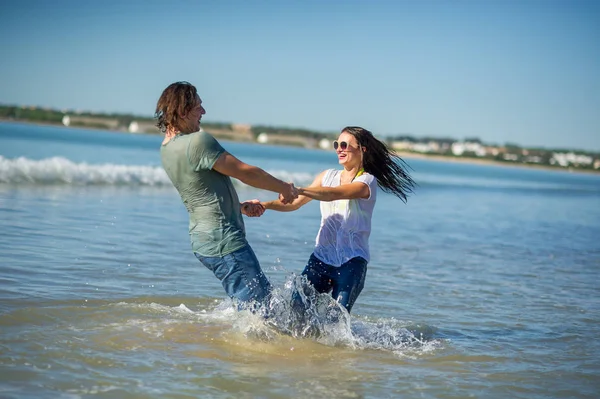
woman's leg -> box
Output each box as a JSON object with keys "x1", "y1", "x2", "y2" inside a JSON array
[
  {"x1": 330, "y1": 257, "x2": 368, "y2": 312},
  {"x1": 301, "y1": 253, "x2": 333, "y2": 294}
]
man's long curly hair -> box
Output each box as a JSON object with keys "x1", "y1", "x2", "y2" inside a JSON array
[
  {"x1": 155, "y1": 81, "x2": 198, "y2": 133},
  {"x1": 343, "y1": 126, "x2": 416, "y2": 202}
]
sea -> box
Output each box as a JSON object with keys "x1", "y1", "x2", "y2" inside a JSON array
[{"x1": 1, "y1": 121, "x2": 599, "y2": 399}]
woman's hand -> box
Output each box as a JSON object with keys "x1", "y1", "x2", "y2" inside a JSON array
[{"x1": 241, "y1": 199, "x2": 265, "y2": 217}]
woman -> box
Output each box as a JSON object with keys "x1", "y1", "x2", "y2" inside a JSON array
[{"x1": 261, "y1": 126, "x2": 415, "y2": 313}]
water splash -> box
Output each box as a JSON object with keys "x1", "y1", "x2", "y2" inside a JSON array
[
  {"x1": 261, "y1": 274, "x2": 353, "y2": 345},
  {"x1": 221, "y1": 274, "x2": 442, "y2": 354}
]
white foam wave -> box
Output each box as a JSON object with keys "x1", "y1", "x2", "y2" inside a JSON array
[
  {"x1": 0, "y1": 156, "x2": 314, "y2": 187},
  {"x1": 0, "y1": 156, "x2": 171, "y2": 186}
]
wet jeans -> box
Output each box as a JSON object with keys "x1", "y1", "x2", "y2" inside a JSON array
[
  {"x1": 301, "y1": 253, "x2": 368, "y2": 313},
  {"x1": 194, "y1": 244, "x2": 272, "y2": 306}
]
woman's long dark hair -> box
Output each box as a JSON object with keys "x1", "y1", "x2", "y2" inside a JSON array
[{"x1": 343, "y1": 126, "x2": 416, "y2": 202}]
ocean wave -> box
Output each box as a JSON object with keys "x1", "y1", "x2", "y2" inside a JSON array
[
  {"x1": 0, "y1": 156, "x2": 315, "y2": 186},
  {"x1": 0, "y1": 156, "x2": 171, "y2": 186}
]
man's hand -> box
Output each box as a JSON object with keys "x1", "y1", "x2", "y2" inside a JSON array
[
  {"x1": 279, "y1": 182, "x2": 299, "y2": 204},
  {"x1": 241, "y1": 199, "x2": 265, "y2": 217}
]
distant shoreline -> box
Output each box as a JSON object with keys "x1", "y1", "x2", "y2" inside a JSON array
[
  {"x1": 0, "y1": 118, "x2": 137, "y2": 135},
  {"x1": 394, "y1": 151, "x2": 600, "y2": 175},
  {"x1": 2, "y1": 119, "x2": 599, "y2": 176}
]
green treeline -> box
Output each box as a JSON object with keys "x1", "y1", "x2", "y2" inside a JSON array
[
  {"x1": 0, "y1": 105, "x2": 247, "y2": 134},
  {"x1": 0, "y1": 105, "x2": 65, "y2": 124}
]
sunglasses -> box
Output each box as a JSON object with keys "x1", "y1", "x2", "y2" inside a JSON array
[{"x1": 333, "y1": 141, "x2": 359, "y2": 151}]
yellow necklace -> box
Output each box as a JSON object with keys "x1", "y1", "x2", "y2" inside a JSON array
[{"x1": 353, "y1": 168, "x2": 365, "y2": 181}]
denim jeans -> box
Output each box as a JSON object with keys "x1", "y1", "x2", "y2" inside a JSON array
[
  {"x1": 301, "y1": 253, "x2": 368, "y2": 313},
  {"x1": 194, "y1": 244, "x2": 272, "y2": 305}
]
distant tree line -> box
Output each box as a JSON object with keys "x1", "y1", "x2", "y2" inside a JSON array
[
  {"x1": 0, "y1": 105, "x2": 64, "y2": 124},
  {"x1": 0, "y1": 104, "x2": 253, "y2": 134},
  {"x1": 1, "y1": 104, "x2": 597, "y2": 160}
]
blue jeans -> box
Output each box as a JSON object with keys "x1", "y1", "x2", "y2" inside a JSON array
[
  {"x1": 194, "y1": 244, "x2": 272, "y2": 306},
  {"x1": 301, "y1": 253, "x2": 368, "y2": 313}
]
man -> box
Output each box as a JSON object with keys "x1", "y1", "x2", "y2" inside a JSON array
[{"x1": 156, "y1": 81, "x2": 297, "y2": 307}]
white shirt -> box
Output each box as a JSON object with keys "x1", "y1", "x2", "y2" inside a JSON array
[{"x1": 313, "y1": 169, "x2": 377, "y2": 267}]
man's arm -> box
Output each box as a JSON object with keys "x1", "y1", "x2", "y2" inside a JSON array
[
  {"x1": 262, "y1": 170, "x2": 325, "y2": 212},
  {"x1": 212, "y1": 152, "x2": 298, "y2": 203}
]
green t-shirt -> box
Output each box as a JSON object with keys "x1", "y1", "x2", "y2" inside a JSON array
[{"x1": 160, "y1": 131, "x2": 247, "y2": 256}]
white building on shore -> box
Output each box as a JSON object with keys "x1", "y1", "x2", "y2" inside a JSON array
[{"x1": 550, "y1": 152, "x2": 593, "y2": 167}]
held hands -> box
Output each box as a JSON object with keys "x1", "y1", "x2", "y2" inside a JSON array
[
  {"x1": 279, "y1": 182, "x2": 299, "y2": 204},
  {"x1": 241, "y1": 182, "x2": 298, "y2": 216},
  {"x1": 241, "y1": 199, "x2": 265, "y2": 217}
]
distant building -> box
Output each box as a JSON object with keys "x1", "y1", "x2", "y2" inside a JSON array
[
  {"x1": 550, "y1": 152, "x2": 593, "y2": 167},
  {"x1": 319, "y1": 138, "x2": 331, "y2": 150},
  {"x1": 62, "y1": 115, "x2": 120, "y2": 130},
  {"x1": 524, "y1": 156, "x2": 542, "y2": 164},
  {"x1": 231, "y1": 123, "x2": 251, "y2": 133},
  {"x1": 128, "y1": 121, "x2": 139, "y2": 133},
  {"x1": 390, "y1": 140, "x2": 441, "y2": 153},
  {"x1": 257, "y1": 133, "x2": 269, "y2": 144},
  {"x1": 412, "y1": 142, "x2": 439, "y2": 153},
  {"x1": 486, "y1": 146, "x2": 500, "y2": 156},
  {"x1": 255, "y1": 132, "x2": 313, "y2": 148},
  {"x1": 451, "y1": 141, "x2": 486, "y2": 157},
  {"x1": 391, "y1": 140, "x2": 413, "y2": 151},
  {"x1": 128, "y1": 120, "x2": 160, "y2": 134}
]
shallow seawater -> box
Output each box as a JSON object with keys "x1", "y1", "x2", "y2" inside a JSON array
[
  {"x1": 1, "y1": 122, "x2": 600, "y2": 398},
  {"x1": 1, "y1": 287, "x2": 443, "y2": 399}
]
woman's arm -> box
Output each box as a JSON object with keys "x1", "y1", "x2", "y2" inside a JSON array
[
  {"x1": 298, "y1": 181, "x2": 370, "y2": 202},
  {"x1": 262, "y1": 194, "x2": 312, "y2": 212},
  {"x1": 262, "y1": 170, "x2": 326, "y2": 212}
]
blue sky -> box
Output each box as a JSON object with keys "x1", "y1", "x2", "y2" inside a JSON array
[{"x1": 1, "y1": 0, "x2": 599, "y2": 151}]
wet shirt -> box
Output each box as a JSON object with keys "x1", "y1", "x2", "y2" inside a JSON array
[
  {"x1": 313, "y1": 169, "x2": 377, "y2": 266},
  {"x1": 160, "y1": 131, "x2": 247, "y2": 256}
]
